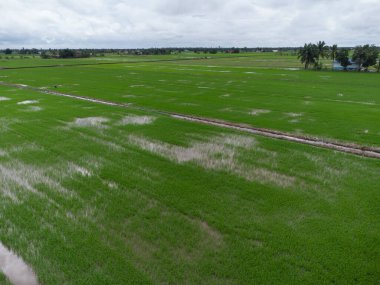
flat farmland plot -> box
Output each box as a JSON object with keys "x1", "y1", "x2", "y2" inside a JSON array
[
  {"x1": 0, "y1": 55, "x2": 379, "y2": 284},
  {"x1": 1, "y1": 57, "x2": 379, "y2": 147}
]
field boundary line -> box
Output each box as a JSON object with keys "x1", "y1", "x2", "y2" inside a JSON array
[
  {"x1": 0, "y1": 56, "x2": 226, "y2": 70},
  {"x1": 1, "y1": 81, "x2": 380, "y2": 160},
  {"x1": 0, "y1": 55, "x2": 272, "y2": 70}
]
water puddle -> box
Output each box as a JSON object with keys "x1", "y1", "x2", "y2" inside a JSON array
[{"x1": 0, "y1": 242, "x2": 39, "y2": 285}]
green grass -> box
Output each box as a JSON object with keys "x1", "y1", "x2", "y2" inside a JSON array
[
  {"x1": 0, "y1": 83, "x2": 379, "y2": 284},
  {"x1": 0, "y1": 52, "x2": 244, "y2": 68},
  {"x1": 1, "y1": 55, "x2": 379, "y2": 147},
  {"x1": 0, "y1": 274, "x2": 11, "y2": 285},
  {"x1": 0, "y1": 54, "x2": 379, "y2": 284}
]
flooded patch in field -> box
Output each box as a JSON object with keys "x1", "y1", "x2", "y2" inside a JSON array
[
  {"x1": 196, "y1": 220, "x2": 223, "y2": 245},
  {"x1": 0, "y1": 162, "x2": 69, "y2": 203},
  {"x1": 327, "y1": 99, "x2": 376, "y2": 106},
  {"x1": 302, "y1": 152, "x2": 349, "y2": 192},
  {"x1": 17, "y1": 100, "x2": 38, "y2": 105},
  {"x1": 103, "y1": 180, "x2": 118, "y2": 189},
  {"x1": 178, "y1": 103, "x2": 199, "y2": 106},
  {"x1": 285, "y1": 112, "x2": 303, "y2": 118},
  {"x1": 70, "y1": 117, "x2": 109, "y2": 128},
  {"x1": 250, "y1": 109, "x2": 271, "y2": 116},
  {"x1": 0, "y1": 97, "x2": 10, "y2": 101},
  {"x1": 25, "y1": 106, "x2": 43, "y2": 112},
  {"x1": 129, "y1": 134, "x2": 294, "y2": 188},
  {"x1": 77, "y1": 132, "x2": 124, "y2": 151},
  {"x1": 0, "y1": 118, "x2": 19, "y2": 133},
  {"x1": 0, "y1": 242, "x2": 39, "y2": 285},
  {"x1": 69, "y1": 163, "x2": 92, "y2": 177},
  {"x1": 119, "y1": 115, "x2": 155, "y2": 125}
]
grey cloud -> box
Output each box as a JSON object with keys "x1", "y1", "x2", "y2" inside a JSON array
[{"x1": 0, "y1": 0, "x2": 379, "y2": 48}]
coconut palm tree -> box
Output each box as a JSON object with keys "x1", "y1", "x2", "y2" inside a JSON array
[
  {"x1": 298, "y1": 43, "x2": 318, "y2": 69},
  {"x1": 330, "y1": 44, "x2": 338, "y2": 61},
  {"x1": 316, "y1": 41, "x2": 328, "y2": 60}
]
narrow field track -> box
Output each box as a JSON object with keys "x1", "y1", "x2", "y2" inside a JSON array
[{"x1": 2, "y1": 81, "x2": 380, "y2": 160}]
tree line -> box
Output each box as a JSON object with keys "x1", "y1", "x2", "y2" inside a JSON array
[{"x1": 298, "y1": 41, "x2": 379, "y2": 72}]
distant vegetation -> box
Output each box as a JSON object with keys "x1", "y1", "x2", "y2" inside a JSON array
[
  {"x1": 1, "y1": 45, "x2": 379, "y2": 72},
  {"x1": 0, "y1": 47, "x2": 299, "y2": 58},
  {"x1": 298, "y1": 41, "x2": 379, "y2": 72},
  {"x1": 41, "y1": 49, "x2": 91, "y2": 59}
]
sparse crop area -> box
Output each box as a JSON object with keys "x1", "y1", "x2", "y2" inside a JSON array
[{"x1": 0, "y1": 54, "x2": 379, "y2": 284}]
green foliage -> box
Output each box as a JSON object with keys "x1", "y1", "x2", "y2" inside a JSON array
[
  {"x1": 40, "y1": 51, "x2": 51, "y2": 59},
  {"x1": 352, "y1": 44, "x2": 379, "y2": 71},
  {"x1": 335, "y1": 49, "x2": 351, "y2": 70},
  {"x1": 58, "y1": 49, "x2": 76, "y2": 58},
  {"x1": 298, "y1": 43, "x2": 318, "y2": 69},
  {"x1": 316, "y1": 40, "x2": 329, "y2": 60},
  {"x1": 330, "y1": 44, "x2": 338, "y2": 61}
]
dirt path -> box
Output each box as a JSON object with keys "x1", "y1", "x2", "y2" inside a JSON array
[{"x1": 1, "y1": 81, "x2": 380, "y2": 160}]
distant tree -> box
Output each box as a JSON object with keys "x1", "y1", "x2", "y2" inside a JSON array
[
  {"x1": 316, "y1": 41, "x2": 329, "y2": 60},
  {"x1": 58, "y1": 49, "x2": 75, "y2": 58},
  {"x1": 4, "y1": 48, "x2": 12, "y2": 55},
  {"x1": 335, "y1": 49, "x2": 351, "y2": 70},
  {"x1": 42, "y1": 52, "x2": 49, "y2": 59},
  {"x1": 352, "y1": 44, "x2": 379, "y2": 71},
  {"x1": 298, "y1": 43, "x2": 318, "y2": 69},
  {"x1": 330, "y1": 44, "x2": 338, "y2": 61}
]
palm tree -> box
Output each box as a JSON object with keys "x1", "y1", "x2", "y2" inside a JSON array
[
  {"x1": 316, "y1": 41, "x2": 328, "y2": 60},
  {"x1": 298, "y1": 43, "x2": 318, "y2": 69},
  {"x1": 315, "y1": 41, "x2": 330, "y2": 69},
  {"x1": 330, "y1": 44, "x2": 338, "y2": 61}
]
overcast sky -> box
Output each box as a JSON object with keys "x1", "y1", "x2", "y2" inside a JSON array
[{"x1": 0, "y1": 0, "x2": 379, "y2": 48}]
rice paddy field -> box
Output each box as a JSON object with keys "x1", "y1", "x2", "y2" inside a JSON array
[{"x1": 0, "y1": 53, "x2": 379, "y2": 284}]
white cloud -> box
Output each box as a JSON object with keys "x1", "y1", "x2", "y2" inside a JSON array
[{"x1": 0, "y1": 0, "x2": 379, "y2": 48}]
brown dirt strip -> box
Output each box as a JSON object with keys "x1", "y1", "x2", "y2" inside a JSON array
[{"x1": 1, "y1": 81, "x2": 380, "y2": 160}]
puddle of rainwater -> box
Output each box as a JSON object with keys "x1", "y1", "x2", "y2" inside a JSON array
[{"x1": 0, "y1": 242, "x2": 39, "y2": 285}]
